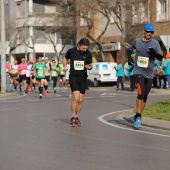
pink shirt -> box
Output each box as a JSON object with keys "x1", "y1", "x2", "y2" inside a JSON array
[{"x1": 18, "y1": 63, "x2": 27, "y2": 75}]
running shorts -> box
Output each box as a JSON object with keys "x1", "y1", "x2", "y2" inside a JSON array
[
  {"x1": 134, "y1": 74, "x2": 153, "y2": 97},
  {"x1": 26, "y1": 77, "x2": 31, "y2": 85},
  {"x1": 45, "y1": 76, "x2": 50, "y2": 82},
  {"x1": 69, "y1": 75, "x2": 87, "y2": 94},
  {"x1": 19, "y1": 75, "x2": 26, "y2": 83},
  {"x1": 36, "y1": 78, "x2": 45, "y2": 82}
]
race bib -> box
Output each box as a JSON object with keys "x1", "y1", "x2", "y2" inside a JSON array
[
  {"x1": 51, "y1": 70, "x2": 58, "y2": 77},
  {"x1": 38, "y1": 70, "x2": 43, "y2": 76},
  {"x1": 137, "y1": 56, "x2": 149, "y2": 68},
  {"x1": 74, "y1": 60, "x2": 84, "y2": 70},
  {"x1": 21, "y1": 70, "x2": 26, "y2": 75}
]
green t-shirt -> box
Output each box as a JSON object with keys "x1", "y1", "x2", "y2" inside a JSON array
[
  {"x1": 58, "y1": 63, "x2": 65, "y2": 76},
  {"x1": 33, "y1": 62, "x2": 46, "y2": 78},
  {"x1": 51, "y1": 65, "x2": 59, "y2": 77}
]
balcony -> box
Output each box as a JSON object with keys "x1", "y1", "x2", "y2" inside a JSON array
[
  {"x1": 33, "y1": 0, "x2": 57, "y2": 4},
  {"x1": 16, "y1": 15, "x2": 73, "y2": 28}
]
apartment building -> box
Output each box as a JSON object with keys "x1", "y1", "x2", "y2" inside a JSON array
[
  {"x1": 77, "y1": 0, "x2": 170, "y2": 63},
  {"x1": 5, "y1": 0, "x2": 74, "y2": 63}
]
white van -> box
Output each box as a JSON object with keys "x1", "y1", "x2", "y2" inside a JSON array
[{"x1": 87, "y1": 62, "x2": 117, "y2": 86}]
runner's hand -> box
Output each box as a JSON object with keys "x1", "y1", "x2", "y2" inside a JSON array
[
  {"x1": 85, "y1": 64, "x2": 92, "y2": 70},
  {"x1": 63, "y1": 66, "x2": 68, "y2": 72}
]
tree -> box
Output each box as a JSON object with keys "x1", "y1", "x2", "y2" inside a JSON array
[
  {"x1": 77, "y1": 0, "x2": 112, "y2": 61},
  {"x1": 30, "y1": 0, "x2": 76, "y2": 63}
]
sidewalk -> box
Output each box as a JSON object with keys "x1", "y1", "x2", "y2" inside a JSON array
[
  {"x1": 0, "y1": 92, "x2": 17, "y2": 98},
  {"x1": 123, "y1": 111, "x2": 170, "y2": 131}
]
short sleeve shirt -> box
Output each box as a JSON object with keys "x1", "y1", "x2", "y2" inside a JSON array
[
  {"x1": 18, "y1": 64, "x2": 27, "y2": 75},
  {"x1": 65, "y1": 47, "x2": 92, "y2": 77},
  {"x1": 33, "y1": 62, "x2": 46, "y2": 78}
]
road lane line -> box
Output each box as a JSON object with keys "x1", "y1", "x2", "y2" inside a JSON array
[
  {"x1": 98, "y1": 109, "x2": 170, "y2": 138},
  {"x1": 0, "y1": 108, "x2": 20, "y2": 111}
]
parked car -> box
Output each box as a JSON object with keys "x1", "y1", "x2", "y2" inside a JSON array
[{"x1": 87, "y1": 62, "x2": 117, "y2": 87}]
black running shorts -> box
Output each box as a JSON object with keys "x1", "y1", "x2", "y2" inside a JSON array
[
  {"x1": 69, "y1": 75, "x2": 87, "y2": 94},
  {"x1": 134, "y1": 74, "x2": 153, "y2": 97},
  {"x1": 45, "y1": 76, "x2": 50, "y2": 82},
  {"x1": 19, "y1": 75, "x2": 26, "y2": 83},
  {"x1": 26, "y1": 77, "x2": 30, "y2": 85},
  {"x1": 36, "y1": 78, "x2": 45, "y2": 82}
]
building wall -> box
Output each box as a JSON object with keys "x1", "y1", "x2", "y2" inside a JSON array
[{"x1": 6, "y1": 0, "x2": 73, "y2": 62}]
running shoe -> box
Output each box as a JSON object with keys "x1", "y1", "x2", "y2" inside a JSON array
[
  {"x1": 44, "y1": 90, "x2": 48, "y2": 96},
  {"x1": 62, "y1": 88, "x2": 67, "y2": 92},
  {"x1": 39, "y1": 94, "x2": 42, "y2": 99},
  {"x1": 133, "y1": 116, "x2": 142, "y2": 128},
  {"x1": 70, "y1": 117, "x2": 77, "y2": 127},
  {"x1": 25, "y1": 89, "x2": 28, "y2": 93},
  {"x1": 60, "y1": 89, "x2": 63, "y2": 93},
  {"x1": 115, "y1": 87, "x2": 119, "y2": 90},
  {"x1": 29, "y1": 87, "x2": 33, "y2": 92},
  {"x1": 75, "y1": 117, "x2": 81, "y2": 126},
  {"x1": 54, "y1": 90, "x2": 56, "y2": 93}
]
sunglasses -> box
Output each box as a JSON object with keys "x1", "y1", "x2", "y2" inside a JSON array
[{"x1": 145, "y1": 30, "x2": 154, "y2": 34}]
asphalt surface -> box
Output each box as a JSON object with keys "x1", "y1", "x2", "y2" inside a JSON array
[{"x1": 0, "y1": 86, "x2": 170, "y2": 170}]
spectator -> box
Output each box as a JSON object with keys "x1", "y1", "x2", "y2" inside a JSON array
[
  {"x1": 126, "y1": 53, "x2": 135, "y2": 91},
  {"x1": 162, "y1": 53, "x2": 170, "y2": 88},
  {"x1": 6, "y1": 54, "x2": 11, "y2": 92},
  {"x1": 114, "y1": 59, "x2": 124, "y2": 90}
]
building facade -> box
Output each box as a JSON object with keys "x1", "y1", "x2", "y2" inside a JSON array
[
  {"x1": 77, "y1": 0, "x2": 170, "y2": 64},
  {"x1": 4, "y1": 0, "x2": 74, "y2": 63}
]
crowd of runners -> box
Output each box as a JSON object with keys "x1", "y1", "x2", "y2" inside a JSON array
[
  {"x1": 8, "y1": 56, "x2": 71, "y2": 99},
  {"x1": 6, "y1": 38, "x2": 93, "y2": 127}
]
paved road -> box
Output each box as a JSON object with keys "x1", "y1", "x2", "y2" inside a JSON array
[{"x1": 0, "y1": 87, "x2": 170, "y2": 170}]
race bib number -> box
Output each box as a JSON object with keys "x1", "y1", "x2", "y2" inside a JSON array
[
  {"x1": 74, "y1": 60, "x2": 84, "y2": 70},
  {"x1": 51, "y1": 70, "x2": 58, "y2": 77},
  {"x1": 21, "y1": 70, "x2": 26, "y2": 75},
  {"x1": 137, "y1": 56, "x2": 149, "y2": 68},
  {"x1": 38, "y1": 70, "x2": 43, "y2": 77}
]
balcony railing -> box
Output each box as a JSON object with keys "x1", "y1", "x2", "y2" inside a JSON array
[{"x1": 18, "y1": 39, "x2": 73, "y2": 45}]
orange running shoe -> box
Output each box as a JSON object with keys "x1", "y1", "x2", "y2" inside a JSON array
[
  {"x1": 29, "y1": 87, "x2": 33, "y2": 92},
  {"x1": 44, "y1": 90, "x2": 48, "y2": 96}
]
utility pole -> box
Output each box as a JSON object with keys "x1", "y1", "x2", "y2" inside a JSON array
[
  {"x1": 25, "y1": 0, "x2": 27, "y2": 61},
  {"x1": 1, "y1": 0, "x2": 6, "y2": 93}
]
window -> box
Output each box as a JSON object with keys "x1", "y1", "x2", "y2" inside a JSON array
[
  {"x1": 45, "y1": 6, "x2": 56, "y2": 13},
  {"x1": 157, "y1": 0, "x2": 167, "y2": 21},
  {"x1": 110, "y1": 11, "x2": 118, "y2": 24},
  {"x1": 80, "y1": 11, "x2": 90, "y2": 27},
  {"x1": 132, "y1": 1, "x2": 148, "y2": 25}
]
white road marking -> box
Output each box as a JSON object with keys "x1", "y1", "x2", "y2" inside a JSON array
[
  {"x1": 0, "y1": 108, "x2": 20, "y2": 111},
  {"x1": 98, "y1": 109, "x2": 170, "y2": 138},
  {"x1": 2, "y1": 100, "x2": 20, "y2": 103}
]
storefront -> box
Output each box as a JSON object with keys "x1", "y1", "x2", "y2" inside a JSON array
[{"x1": 89, "y1": 42, "x2": 121, "y2": 62}]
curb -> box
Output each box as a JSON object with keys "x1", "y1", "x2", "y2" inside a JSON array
[
  {"x1": 0, "y1": 92, "x2": 17, "y2": 98},
  {"x1": 123, "y1": 111, "x2": 170, "y2": 131}
]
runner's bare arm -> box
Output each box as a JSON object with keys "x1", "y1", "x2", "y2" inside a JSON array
[{"x1": 63, "y1": 57, "x2": 68, "y2": 72}]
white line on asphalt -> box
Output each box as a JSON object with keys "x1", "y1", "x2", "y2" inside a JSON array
[
  {"x1": 0, "y1": 108, "x2": 20, "y2": 111},
  {"x1": 2, "y1": 100, "x2": 20, "y2": 103},
  {"x1": 98, "y1": 110, "x2": 170, "y2": 138}
]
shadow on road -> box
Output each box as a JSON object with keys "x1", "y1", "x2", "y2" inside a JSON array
[
  {"x1": 54, "y1": 119, "x2": 70, "y2": 125},
  {"x1": 108, "y1": 119, "x2": 141, "y2": 130}
]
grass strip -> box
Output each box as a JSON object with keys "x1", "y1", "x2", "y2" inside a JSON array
[{"x1": 134, "y1": 99, "x2": 170, "y2": 121}]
